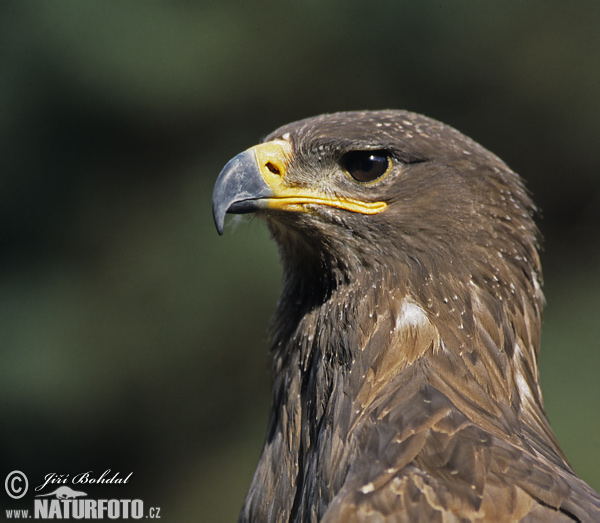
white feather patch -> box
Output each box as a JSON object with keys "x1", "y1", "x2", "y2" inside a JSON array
[{"x1": 395, "y1": 299, "x2": 430, "y2": 330}]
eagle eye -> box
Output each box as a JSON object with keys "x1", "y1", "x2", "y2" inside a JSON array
[{"x1": 341, "y1": 150, "x2": 390, "y2": 183}]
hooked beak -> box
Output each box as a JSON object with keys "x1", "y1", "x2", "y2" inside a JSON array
[{"x1": 212, "y1": 139, "x2": 386, "y2": 235}]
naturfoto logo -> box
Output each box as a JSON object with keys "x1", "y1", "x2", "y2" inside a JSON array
[{"x1": 4, "y1": 470, "x2": 161, "y2": 520}]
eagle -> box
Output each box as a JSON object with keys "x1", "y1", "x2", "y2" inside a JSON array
[{"x1": 212, "y1": 111, "x2": 600, "y2": 522}]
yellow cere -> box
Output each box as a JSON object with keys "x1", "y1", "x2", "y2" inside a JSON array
[{"x1": 251, "y1": 140, "x2": 387, "y2": 215}]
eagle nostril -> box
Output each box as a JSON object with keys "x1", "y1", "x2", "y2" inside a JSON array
[{"x1": 266, "y1": 162, "x2": 281, "y2": 176}]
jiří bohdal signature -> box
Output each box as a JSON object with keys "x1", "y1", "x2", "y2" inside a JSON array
[{"x1": 35, "y1": 470, "x2": 133, "y2": 493}]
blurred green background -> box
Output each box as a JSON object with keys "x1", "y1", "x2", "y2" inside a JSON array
[{"x1": 1, "y1": 2, "x2": 599, "y2": 521}]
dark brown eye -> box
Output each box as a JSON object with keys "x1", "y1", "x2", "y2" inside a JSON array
[{"x1": 341, "y1": 150, "x2": 390, "y2": 183}]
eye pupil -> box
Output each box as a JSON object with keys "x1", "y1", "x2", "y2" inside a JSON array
[{"x1": 341, "y1": 150, "x2": 390, "y2": 182}]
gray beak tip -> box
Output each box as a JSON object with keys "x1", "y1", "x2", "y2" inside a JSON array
[{"x1": 211, "y1": 149, "x2": 274, "y2": 235}]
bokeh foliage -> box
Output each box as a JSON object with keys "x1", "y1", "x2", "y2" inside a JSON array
[{"x1": 1, "y1": 2, "x2": 599, "y2": 521}]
